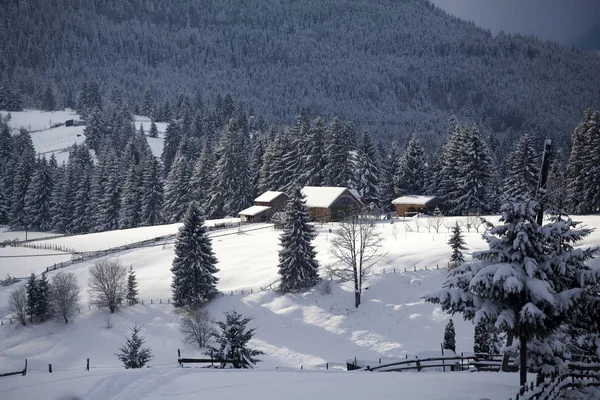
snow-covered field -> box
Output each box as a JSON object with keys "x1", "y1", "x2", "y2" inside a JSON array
[
  {"x1": 0, "y1": 214, "x2": 598, "y2": 399},
  {"x1": 0, "y1": 110, "x2": 168, "y2": 163},
  {"x1": 0, "y1": 227, "x2": 62, "y2": 243}
]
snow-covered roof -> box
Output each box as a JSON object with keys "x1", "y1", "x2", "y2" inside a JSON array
[
  {"x1": 239, "y1": 205, "x2": 271, "y2": 216},
  {"x1": 391, "y1": 195, "x2": 438, "y2": 205},
  {"x1": 254, "y1": 191, "x2": 285, "y2": 203},
  {"x1": 301, "y1": 186, "x2": 359, "y2": 208}
]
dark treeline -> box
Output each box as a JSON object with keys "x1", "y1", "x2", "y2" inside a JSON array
[
  {"x1": 1, "y1": 87, "x2": 599, "y2": 234},
  {"x1": 1, "y1": 0, "x2": 600, "y2": 159}
]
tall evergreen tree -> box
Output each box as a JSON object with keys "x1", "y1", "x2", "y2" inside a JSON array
[
  {"x1": 24, "y1": 156, "x2": 54, "y2": 231},
  {"x1": 35, "y1": 273, "x2": 50, "y2": 322},
  {"x1": 161, "y1": 120, "x2": 182, "y2": 176},
  {"x1": 300, "y1": 117, "x2": 328, "y2": 187},
  {"x1": 278, "y1": 188, "x2": 320, "y2": 292},
  {"x1": 502, "y1": 133, "x2": 539, "y2": 199},
  {"x1": 164, "y1": 149, "x2": 191, "y2": 223},
  {"x1": 324, "y1": 118, "x2": 352, "y2": 187},
  {"x1": 207, "y1": 311, "x2": 264, "y2": 368},
  {"x1": 171, "y1": 202, "x2": 219, "y2": 307},
  {"x1": 353, "y1": 130, "x2": 380, "y2": 205},
  {"x1": 94, "y1": 154, "x2": 121, "y2": 232},
  {"x1": 127, "y1": 266, "x2": 139, "y2": 306},
  {"x1": 443, "y1": 319, "x2": 456, "y2": 352},
  {"x1": 140, "y1": 156, "x2": 163, "y2": 226},
  {"x1": 398, "y1": 135, "x2": 427, "y2": 196},
  {"x1": 142, "y1": 88, "x2": 154, "y2": 117},
  {"x1": 448, "y1": 222, "x2": 467, "y2": 268},
  {"x1": 378, "y1": 141, "x2": 402, "y2": 211},
  {"x1": 83, "y1": 107, "x2": 105, "y2": 151},
  {"x1": 119, "y1": 162, "x2": 142, "y2": 229},
  {"x1": 116, "y1": 324, "x2": 153, "y2": 369},
  {"x1": 25, "y1": 273, "x2": 37, "y2": 323},
  {"x1": 148, "y1": 120, "x2": 158, "y2": 138}
]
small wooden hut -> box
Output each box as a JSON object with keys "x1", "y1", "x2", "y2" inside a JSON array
[{"x1": 391, "y1": 195, "x2": 440, "y2": 217}]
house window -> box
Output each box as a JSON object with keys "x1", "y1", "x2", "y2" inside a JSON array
[{"x1": 340, "y1": 197, "x2": 349, "y2": 205}]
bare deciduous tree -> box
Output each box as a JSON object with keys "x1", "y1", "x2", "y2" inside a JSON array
[
  {"x1": 9, "y1": 286, "x2": 28, "y2": 326},
  {"x1": 428, "y1": 207, "x2": 445, "y2": 233},
  {"x1": 50, "y1": 272, "x2": 81, "y2": 324},
  {"x1": 88, "y1": 260, "x2": 128, "y2": 313},
  {"x1": 329, "y1": 213, "x2": 385, "y2": 308},
  {"x1": 180, "y1": 307, "x2": 217, "y2": 348}
]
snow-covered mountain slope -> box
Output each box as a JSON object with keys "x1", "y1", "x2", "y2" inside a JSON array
[{"x1": 0, "y1": 110, "x2": 167, "y2": 163}]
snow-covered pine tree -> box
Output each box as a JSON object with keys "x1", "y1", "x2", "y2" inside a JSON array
[
  {"x1": 474, "y1": 320, "x2": 491, "y2": 355},
  {"x1": 502, "y1": 133, "x2": 539, "y2": 200},
  {"x1": 161, "y1": 120, "x2": 182, "y2": 176},
  {"x1": 148, "y1": 120, "x2": 158, "y2": 138},
  {"x1": 278, "y1": 188, "x2": 320, "y2": 292},
  {"x1": 25, "y1": 273, "x2": 38, "y2": 323},
  {"x1": 171, "y1": 202, "x2": 219, "y2": 307},
  {"x1": 398, "y1": 135, "x2": 426, "y2": 196},
  {"x1": 68, "y1": 163, "x2": 93, "y2": 234},
  {"x1": 448, "y1": 222, "x2": 467, "y2": 268},
  {"x1": 249, "y1": 136, "x2": 264, "y2": 199},
  {"x1": 427, "y1": 196, "x2": 600, "y2": 385},
  {"x1": 324, "y1": 118, "x2": 352, "y2": 187},
  {"x1": 94, "y1": 154, "x2": 121, "y2": 232},
  {"x1": 50, "y1": 162, "x2": 68, "y2": 232},
  {"x1": 140, "y1": 156, "x2": 163, "y2": 226},
  {"x1": 353, "y1": 130, "x2": 380, "y2": 206},
  {"x1": 127, "y1": 266, "x2": 139, "y2": 306},
  {"x1": 119, "y1": 162, "x2": 142, "y2": 229},
  {"x1": 281, "y1": 113, "x2": 309, "y2": 191},
  {"x1": 207, "y1": 310, "x2": 264, "y2": 368},
  {"x1": 35, "y1": 273, "x2": 50, "y2": 322},
  {"x1": 378, "y1": 141, "x2": 401, "y2": 212},
  {"x1": 299, "y1": 116, "x2": 328, "y2": 187},
  {"x1": 257, "y1": 129, "x2": 280, "y2": 193},
  {"x1": 82, "y1": 107, "x2": 105, "y2": 151},
  {"x1": 190, "y1": 141, "x2": 215, "y2": 208},
  {"x1": 267, "y1": 130, "x2": 294, "y2": 192},
  {"x1": 452, "y1": 124, "x2": 497, "y2": 215},
  {"x1": 164, "y1": 149, "x2": 191, "y2": 223},
  {"x1": 443, "y1": 319, "x2": 456, "y2": 352},
  {"x1": 116, "y1": 324, "x2": 153, "y2": 369},
  {"x1": 142, "y1": 88, "x2": 154, "y2": 117},
  {"x1": 24, "y1": 156, "x2": 54, "y2": 231},
  {"x1": 9, "y1": 128, "x2": 35, "y2": 229}
]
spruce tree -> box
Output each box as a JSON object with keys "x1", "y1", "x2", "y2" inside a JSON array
[
  {"x1": 83, "y1": 107, "x2": 105, "y2": 151},
  {"x1": 119, "y1": 162, "x2": 142, "y2": 229},
  {"x1": 171, "y1": 202, "x2": 219, "y2": 307},
  {"x1": 140, "y1": 156, "x2": 163, "y2": 226},
  {"x1": 278, "y1": 188, "x2": 320, "y2": 292},
  {"x1": 149, "y1": 120, "x2": 158, "y2": 138},
  {"x1": 443, "y1": 319, "x2": 456, "y2": 353},
  {"x1": 300, "y1": 117, "x2": 328, "y2": 187},
  {"x1": 473, "y1": 320, "x2": 490, "y2": 355},
  {"x1": 35, "y1": 273, "x2": 50, "y2": 322},
  {"x1": 448, "y1": 222, "x2": 467, "y2": 268},
  {"x1": 378, "y1": 141, "x2": 402, "y2": 211},
  {"x1": 127, "y1": 266, "x2": 139, "y2": 306},
  {"x1": 353, "y1": 130, "x2": 380, "y2": 205},
  {"x1": 24, "y1": 156, "x2": 54, "y2": 231},
  {"x1": 142, "y1": 88, "x2": 154, "y2": 117},
  {"x1": 324, "y1": 118, "x2": 352, "y2": 187},
  {"x1": 398, "y1": 135, "x2": 426, "y2": 196},
  {"x1": 164, "y1": 150, "x2": 191, "y2": 223},
  {"x1": 95, "y1": 154, "x2": 121, "y2": 232},
  {"x1": 116, "y1": 324, "x2": 153, "y2": 369},
  {"x1": 25, "y1": 273, "x2": 37, "y2": 323},
  {"x1": 502, "y1": 133, "x2": 539, "y2": 200},
  {"x1": 161, "y1": 120, "x2": 182, "y2": 176},
  {"x1": 207, "y1": 311, "x2": 264, "y2": 368}
]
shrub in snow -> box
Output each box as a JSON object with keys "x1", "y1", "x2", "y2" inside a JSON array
[
  {"x1": 50, "y1": 272, "x2": 81, "y2": 324},
  {"x1": 180, "y1": 307, "x2": 216, "y2": 348},
  {"x1": 9, "y1": 286, "x2": 28, "y2": 326},
  {"x1": 171, "y1": 202, "x2": 219, "y2": 307},
  {"x1": 443, "y1": 319, "x2": 456, "y2": 352},
  {"x1": 278, "y1": 188, "x2": 320, "y2": 293},
  {"x1": 116, "y1": 324, "x2": 153, "y2": 369},
  {"x1": 207, "y1": 310, "x2": 264, "y2": 368},
  {"x1": 88, "y1": 259, "x2": 128, "y2": 313}
]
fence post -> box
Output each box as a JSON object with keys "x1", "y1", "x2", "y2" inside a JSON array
[
  {"x1": 87, "y1": 358, "x2": 90, "y2": 371},
  {"x1": 23, "y1": 359, "x2": 27, "y2": 376},
  {"x1": 49, "y1": 363, "x2": 52, "y2": 373},
  {"x1": 326, "y1": 363, "x2": 328, "y2": 370},
  {"x1": 178, "y1": 349, "x2": 181, "y2": 358},
  {"x1": 151, "y1": 299, "x2": 153, "y2": 304},
  {"x1": 416, "y1": 358, "x2": 421, "y2": 372},
  {"x1": 414, "y1": 266, "x2": 416, "y2": 271}
]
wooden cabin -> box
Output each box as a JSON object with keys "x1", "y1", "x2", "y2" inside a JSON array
[
  {"x1": 301, "y1": 186, "x2": 362, "y2": 222},
  {"x1": 391, "y1": 195, "x2": 440, "y2": 217},
  {"x1": 239, "y1": 191, "x2": 290, "y2": 223}
]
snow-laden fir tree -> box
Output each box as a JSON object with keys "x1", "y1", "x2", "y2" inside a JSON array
[
  {"x1": 207, "y1": 310, "x2": 264, "y2": 368},
  {"x1": 148, "y1": 120, "x2": 158, "y2": 138},
  {"x1": 142, "y1": 88, "x2": 154, "y2": 117},
  {"x1": 126, "y1": 266, "x2": 139, "y2": 306},
  {"x1": 171, "y1": 202, "x2": 219, "y2": 307},
  {"x1": 427, "y1": 196, "x2": 599, "y2": 385},
  {"x1": 473, "y1": 319, "x2": 491, "y2": 355},
  {"x1": 164, "y1": 149, "x2": 191, "y2": 223},
  {"x1": 566, "y1": 109, "x2": 600, "y2": 214},
  {"x1": 10, "y1": 129, "x2": 35, "y2": 228},
  {"x1": 190, "y1": 141, "x2": 215, "y2": 207},
  {"x1": 353, "y1": 130, "x2": 379, "y2": 206},
  {"x1": 281, "y1": 113, "x2": 309, "y2": 191},
  {"x1": 502, "y1": 133, "x2": 539, "y2": 200},
  {"x1": 378, "y1": 141, "x2": 401, "y2": 212},
  {"x1": 398, "y1": 135, "x2": 426, "y2": 196},
  {"x1": 448, "y1": 222, "x2": 467, "y2": 268},
  {"x1": 278, "y1": 188, "x2": 320, "y2": 292},
  {"x1": 161, "y1": 120, "x2": 182, "y2": 176},
  {"x1": 140, "y1": 156, "x2": 163, "y2": 226},
  {"x1": 249, "y1": 136, "x2": 265, "y2": 198},
  {"x1": 68, "y1": 162, "x2": 93, "y2": 234},
  {"x1": 82, "y1": 107, "x2": 105, "y2": 151},
  {"x1": 94, "y1": 153, "x2": 121, "y2": 232},
  {"x1": 116, "y1": 324, "x2": 153, "y2": 369},
  {"x1": 119, "y1": 162, "x2": 142, "y2": 229},
  {"x1": 35, "y1": 273, "x2": 50, "y2": 322},
  {"x1": 300, "y1": 116, "x2": 328, "y2": 187},
  {"x1": 25, "y1": 273, "x2": 37, "y2": 323},
  {"x1": 443, "y1": 319, "x2": 456, "y2": 352},
  {"x1": 324, "y1": 118, "x2": 352, "y2": 187},
  {"x1": 24, "y1": 156, "x2": 54, "y2": 231}
]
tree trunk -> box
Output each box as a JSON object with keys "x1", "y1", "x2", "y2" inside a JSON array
[
  {"x1": 63, "y1": 315, "x2": 68, "y2": 324},
  {"x1": 354, "y1": 290, "x2": 360, "y2": 308},
  {"x1": 501, "y1": 331, "x2": 514, "y2": 372},
  {"x1": 519, "y1": 334, "x2": 527, "y2": 387},
  {"x1": 110, "y1": 306, "x2": 115, "y2": 313}
]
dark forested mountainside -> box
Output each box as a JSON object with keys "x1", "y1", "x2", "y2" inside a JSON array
[{"x1": 1, "y1": 0, "x2": 600, "y2": 155}]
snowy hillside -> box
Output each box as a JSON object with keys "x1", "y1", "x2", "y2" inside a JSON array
[
  {"x1": 0, "y1": 109, "x2": 166, "y2": 163},
  {"x1": 1, "y1": 215, "x2": 599, "y2": 399}
]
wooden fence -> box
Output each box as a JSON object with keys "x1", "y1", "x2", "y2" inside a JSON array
[{"x1": 0, "y1": 360, "x2": 27, "y2": 378}]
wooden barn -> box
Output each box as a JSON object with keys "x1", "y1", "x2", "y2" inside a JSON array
[
  {"x1": 391, "y1": 195, "x2": 440, "y2": 217},
  {"x1": 239, "y1": 191, "x2": 290, "y2": 223},
  {"x1": 301, "y1": 186, "x2": 362, "y2": 222}
]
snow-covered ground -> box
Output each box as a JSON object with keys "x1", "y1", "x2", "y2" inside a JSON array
[
  {"x1": 0, "y1": 226, "x2": 62, "y2": 243},
  {"x1": 0, "y1": 368, "x2": 521, "y2": 400},
  {"x1": 0, "y1": 214, "x2": 598, "y2": 399}
]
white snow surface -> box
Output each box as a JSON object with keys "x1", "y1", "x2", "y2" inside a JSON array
[
  {"x1": 301, "y1": 186, "x2": 354, "y2": 208},
  {"x1": 239, "y1": 205, "x2": 271, "y2": 216},
  {"x1": 392, "y1": 195, "x2": 438, "y2": 205},
  {"x1": 254, "y1": 190, "x2": 286, "y2": 203},
  {"x1": 0, "y1": 215, "x2": 598, "y2": 399}
]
